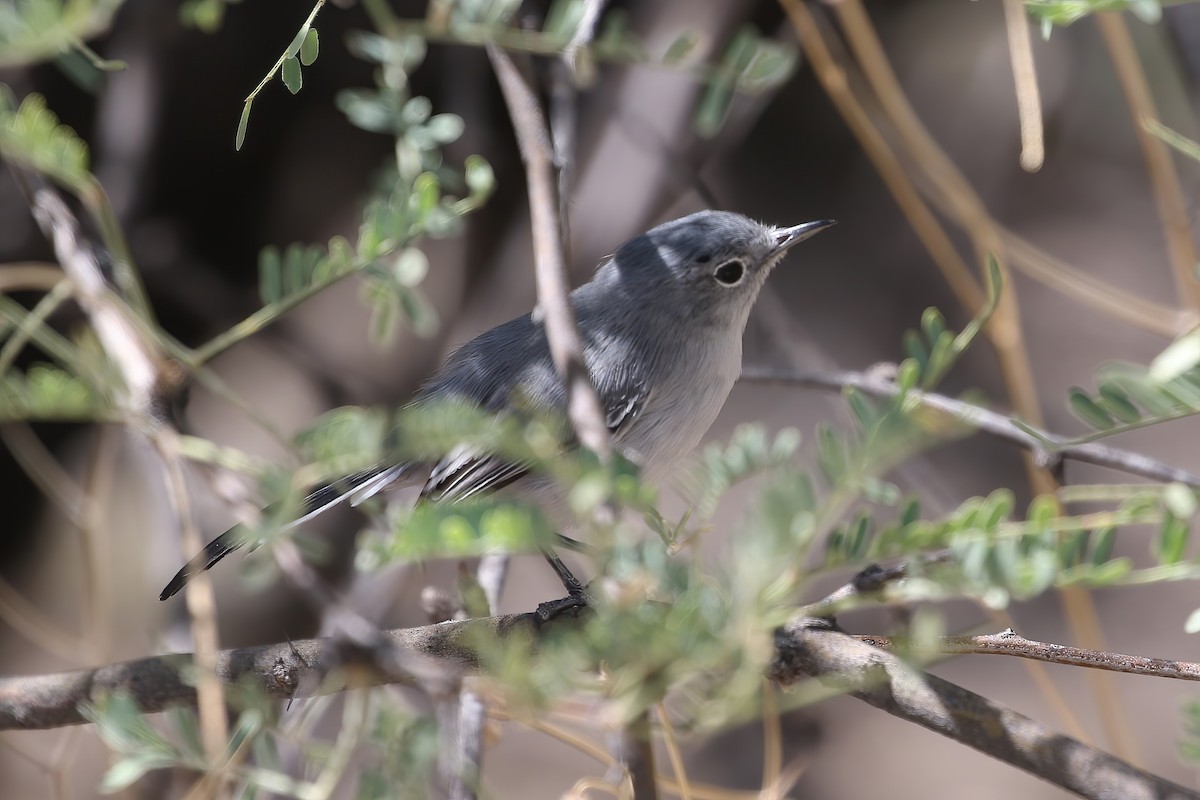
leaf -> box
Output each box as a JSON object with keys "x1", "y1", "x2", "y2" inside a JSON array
[
  {"x1": 1145, "y1": 118, "x2": 1200, "y2": 164},
  {"x1": 662, "y1": 31, "x2": 702, "y2": 65},
  {"x1": 1068, "y1": 387, "x2": 1115, "y2": 429},
  {"x1": 282, "y1": 56, "x2": 302, "y2": 94},
  {"x1": 424, "y1": 113, "x2": 464, "y2": 144},
  {"x1": 1096, "y1": 382, "x2": 1140, "y2": 424},
  {"x1": 1155, "y1": 513, "x2": 1190, "y2": 565},
  {"x1": 464, "y1": 155, "x2": 495, "y2": 198},
  {"x1": 1091, "y1": 525, "x2": 1117, "y2": 565},
  {"x1": 693, "y1": 26, "x2": 757, "y2": 138},
  {"x1": 258, "y1": 246, "x2": 282, "y2": 304},
  {"x1": 300, "y1": 28, "x2": 319, "y2": 66},
  {"x1": 0, "y1": 92, "x2": 90, "y2": 188},
  {"x1": 235, "y1": 100, "x2": 252, "y2": 151},
  {"x1": 920, "y1": 307, "x2": 946, "y2": 346},
  {"x1": 843, "y1": 387, "x2": 877, "y2": 430},
  {"x1": 1150, "y1": 330, "x2": 1200, "y2": 382},
  {"x1": 1163, "y1": 483, "x2": 1198, "y2": 519},
  {"x1": 100, "y1": 755, "x2": 164, "y2": 793},
  {"x1": 1185, "y1": 607, "x2": 1200, "y2": 634}
]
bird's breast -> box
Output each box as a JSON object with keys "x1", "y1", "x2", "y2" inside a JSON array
[{"x1": 619, "y1": 335, "x2": 742, "y2": 478}]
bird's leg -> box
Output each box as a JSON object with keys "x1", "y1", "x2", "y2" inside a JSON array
[{"x1": 536, "y1": 546, "x2": 590, "y2": 620}]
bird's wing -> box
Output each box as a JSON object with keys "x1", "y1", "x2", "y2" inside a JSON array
[{"x1": 418, "y1": 360, "x2": 650, "y2": 505}]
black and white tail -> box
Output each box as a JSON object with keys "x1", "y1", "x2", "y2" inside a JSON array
[{"x1": 159, "y1": 465, "x2": 406, "y2": 600}]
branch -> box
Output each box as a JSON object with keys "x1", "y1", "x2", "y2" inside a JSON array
[
  {"x1": 488, "y1": 46, "x2": 611, "y2": 459},
  {"x1": 742, "y1": 366, "x2": 1200, "y2": 487},
  {"x1": 769, "y1": 619, "x2": 1196, "y2": 800},
  {"x1": 0, "y1": 610, "x2": 577, "y2": 731},
  {"x1": 2, "y1": 611, "x2": 1193, "y2": 799},
  {"x1": 858, "y1": 628, "x2": 1200, "y2": 682}
]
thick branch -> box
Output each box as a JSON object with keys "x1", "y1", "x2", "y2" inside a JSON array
[
  {"x1": 743, "y1": 366, "x2": 1200, "y2": 487},
  {"x1": 770, "y1": 620, "x2": 1196, "y2": 800},
  {"x1": 3, "y1": 611, "x2": 1196, "y2": 799},
  {"x1": 0, "y1": 610, "x2": 578, "y2": 731}
]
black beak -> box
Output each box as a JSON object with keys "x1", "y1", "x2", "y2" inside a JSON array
[{"x1": 771, "y1": 219, "x2": 836, "y2": 255}]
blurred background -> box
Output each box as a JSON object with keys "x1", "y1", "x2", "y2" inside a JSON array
[{"x1": 4, "y1": 0, "x2": 1200, "y2": 797}]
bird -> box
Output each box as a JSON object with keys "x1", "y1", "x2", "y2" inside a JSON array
[{"x1": 159, "y1": 210, "x2": 835, "y2": 603}]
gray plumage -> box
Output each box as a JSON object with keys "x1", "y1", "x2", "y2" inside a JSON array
[{"x1": 160, "y1": 210, "x2": 834, "y2": 600}]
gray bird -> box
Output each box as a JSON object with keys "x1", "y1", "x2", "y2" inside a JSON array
[{"x1": 160, "y1": 210, "x2": 835, "y2": 602}]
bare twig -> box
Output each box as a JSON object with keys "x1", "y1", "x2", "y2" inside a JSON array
[
  {"x1": 857, "y1": 628, "x2": 1200, "y2": 682},
  {"x1": 741, "y1": 366, "x2": 1200, "y2": 486},
  {"x1": 775, "y1": 0, "x2": 985, "y2": 315},
  {"x1": 2, "y1": 611, "x2": 1194, "y2": 799}
]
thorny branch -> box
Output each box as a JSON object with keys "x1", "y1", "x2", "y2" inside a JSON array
[{"x1": 0, "y1": 609, "x2": 1194, "y2": 800}]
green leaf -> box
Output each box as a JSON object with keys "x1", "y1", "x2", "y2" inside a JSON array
[
  {"x1": 235, "y1": 100, "x2": 252, "y2": 150},
  {"x1": 300, "y1": 28, "x2": 319, "y2": 66},
  {"x1": 1028, "y1": 494, "x2": 1058, "y2": 527},
  {"x1": 843, "y1": 387, "x2": 877, "y2": 430},
  {"x1": 0, "y1": 92, "x2": 90, "y2": 188},
  {"x1": 258, "y1": 246, "x2": 282, "y2": 304},
  {"x1": 903, "y1": 330, "x2": 928, "y2": 374},
  {"x1": 1097, "y1": 382, "x2": 1141, "y2": 424},
  {"x1": 465, "y1": 155, "x2": 496, "y2": 199},
  {"x1": 100, "y1": 755, "x2": 166, "y2": 793},
  {"x1": 424, "y1": 113, "x2": 464, "y2": 145},
  {"x1": 662, "y1": 31, "x2": 702, "y2": 65},
  {"x1": 693, "y1": 26, "x2": 757, "y2": 138},
  {"x1": 1091, "y1": 525, "x2": 1117, "y2": 565},
  {"x1": 412, "y1": 172, "x2": 440, "y2": 216},
  {"x1": 1164, "y1": 483, "x2": 1198, "y2": 519},
  {"x1": 1150, "y1": 330, "x2": 1200, "y2": 383},
  {"x1": 815, "y1": 423, "x2": 845, "y2": 485},
  {"x1": 1068, "y1": 387, "x2": 1116, "y2": 429},
  {"x1": 282, "y1": 56, "x2": 302, "y2": 94},
  {"x1": 1155, "y1": 513, "x2": 1190, "y2": 565},
  {"x1": 920, "y1": 307, "x2": 946, "y2": 346}
]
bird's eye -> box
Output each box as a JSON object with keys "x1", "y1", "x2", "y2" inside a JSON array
[{"x1": 713, "y1": 259, "x2": 745, "y2": 286}]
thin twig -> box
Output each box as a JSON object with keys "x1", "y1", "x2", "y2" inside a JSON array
[
  {"x1": 1096, "y1": 12, "x2": 1200, "y2": 310},
  {"x1": 857, "y1": 628, "x2": 1200, "y2": 682},
  {"x1": 775, "y1": 0, "x2": 985, "y2": 315},
  {"x1": 825, "y1": 0, "x2": 1049, "y2": 481},
  {"x1": 656, "y1": 705, "x2": 692, "y2": 800},
  {"x1": 741, "y1": 366, "x2": 1200, "y2": 486},
  {"x1": 1002, "y1": 0, "x2": 1044, "y2": 172},
  {"x1": 551, "y1": 0, "x2": 608, "y2": 251}
]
